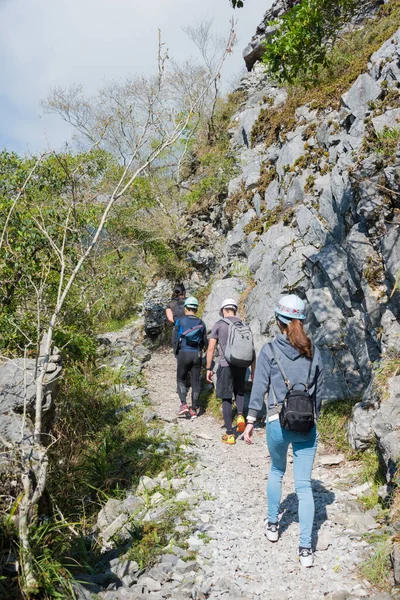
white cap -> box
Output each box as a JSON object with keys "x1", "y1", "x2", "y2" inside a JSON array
[{"x1": 219, "y1": 298, "x2": 238, "y2": 317}]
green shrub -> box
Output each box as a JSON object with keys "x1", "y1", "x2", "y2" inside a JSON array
[
  {"x1": 53, "y1": 330, "x2": 97, "y2": 362},
  {"x1": 262, "y1": 0, "x2": 359, "y2": 84},
  {"x1": 47, "y1": 364, "x2": 179, "y2": 520},
  {"x1": 375, "y1": 126, "x2": 400, "y2": 160}
]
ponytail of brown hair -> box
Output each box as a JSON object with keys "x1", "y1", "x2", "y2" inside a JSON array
[{"x1": 286, "y1": 319, "x2": 312, "y2": 358}]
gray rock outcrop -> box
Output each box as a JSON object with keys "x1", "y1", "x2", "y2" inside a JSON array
[{"x1": 176, "y1": 18, "x2": 400, "y2": 494}]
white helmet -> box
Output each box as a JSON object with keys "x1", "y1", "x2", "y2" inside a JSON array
[
  {"x1": 275, "y1": 294, "x2": 306, "y2": 325},
  {"x1": 219, "y1": 298, "x2": 238, "y2": 317}
]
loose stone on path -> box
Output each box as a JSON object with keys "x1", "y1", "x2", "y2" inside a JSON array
[{"x1": 143, "y1": 349, "x2": 376, "y2": 600}]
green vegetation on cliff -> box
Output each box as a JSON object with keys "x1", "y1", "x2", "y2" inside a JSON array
[{"x1": 252, "y1": 0, "x2": 400, "y2": 146}]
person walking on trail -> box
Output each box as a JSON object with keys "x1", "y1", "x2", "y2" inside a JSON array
[
  {"x1": 244, "y1": 295, "x2": 324, "y2": 568},
  {"x1": 166, "y1": 283, "x2": 186, "y2": 325},
  {"x1": 206, "y1": 298, "x2": 256, "y2": 445},
  {"x1": 166, "y1": 283, "x2": 188, "y2": 362},
  {"x1": 175, "y1": 297, "x2": 207, "y2": 420}
]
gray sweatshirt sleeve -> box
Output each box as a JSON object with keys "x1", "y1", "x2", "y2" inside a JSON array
[{"x1": 247, "y1": 345, "x2": 271, "y2": 421}]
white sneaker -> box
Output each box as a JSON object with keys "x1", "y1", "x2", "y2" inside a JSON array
[
  {"x1": 298, "y1": 547, "x2": 313, "y2": 567},
  {"x1": 264, "y1": 521, "x2": 279, "y2": 542}
]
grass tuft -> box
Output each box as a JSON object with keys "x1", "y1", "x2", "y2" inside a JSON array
[
  {"x1": 198, "y1": 387, "x2": 221, "y2": 420},
  {"x1": 374, "y1": 350, "x2": 400, "y2": 400},
  {"x1": 360, "y1": 537, "x2": 393, "y2": 590},
  {"x1": 125, "y1": 500, "x2": 191, "y2": 570},
  {"x1": 317, "y1": 398, "x2": 358, "y2": 456}
]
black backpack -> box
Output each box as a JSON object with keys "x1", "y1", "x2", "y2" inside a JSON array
[
  {"x1": 268, "y1": 343, "x2": 315, "y2": 433},
  {"x1": 170, "y1": 299, "x2": 186, "y2": 350},
  {"x1": 172, "y1": 299, "x2": 185, "y2": 322}
]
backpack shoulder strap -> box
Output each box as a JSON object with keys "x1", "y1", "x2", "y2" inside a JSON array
[
  {"x1": 269, "y1": 342, "x2": 290, "y2": 389},
  {"x1": 221, "y1": 317, "x2": 243, "y2": 327},
  {"x1": 221, "y1": 317, "x2": 233, "y2": 327},
  {"x1": 267, "y1": 343, "x2": 280, "y2": 408},
  {"x1": 306, "y1": 345, "x2": 315, "y2": 390},
  {"x1": 181, "y1": 322, "x2": 202, "y2": 336}
]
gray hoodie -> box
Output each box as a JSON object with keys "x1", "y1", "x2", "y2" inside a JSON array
[{"x1": 248, "y1": 334, "x2": 324, "y2": 421}]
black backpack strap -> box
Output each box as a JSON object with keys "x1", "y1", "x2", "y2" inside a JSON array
[
  {"x1": 305, "y1": 345, "x2": 314, "y2": 390},
  {"x1": 181, "y1": 323, "x2": 202, "y2": 337},
  {"x1": 269, "y1": 342, "x2": 291, "y2": 390},
  {"x1": 267, "y1": 343, "x2": 280, "y2": 410}
]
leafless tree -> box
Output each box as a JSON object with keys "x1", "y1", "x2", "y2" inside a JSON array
[
  {"x1": 183, "y1": 18, "x2": 236, "y2": 142},
  {"x1": 11, "y1": 23, "x2": 236, "y2": 594}
]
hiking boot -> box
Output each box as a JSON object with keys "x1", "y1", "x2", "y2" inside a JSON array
[
  {"x1": 264, "y1": 521, "x2": 279, "y2": 542},
  {"x1": 188, "y1": 408, "x2": 197, "y2": 420},
  {"x1": 221, "y1": 433, "x2": 235, "y2": 445},
  {"x1": 236, "y1": 414, "x2": 245, "y2": 433},
  {"x1": 178, "y1": 404, "x2": 189, "y2": 417},
  {"x1": 298, "y1": 547, "x2": 313, "y2": 567}
]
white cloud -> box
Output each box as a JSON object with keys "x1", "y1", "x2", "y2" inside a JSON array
[{"x1": 0, "y1": 0, "x2": 270, "y2": 154}]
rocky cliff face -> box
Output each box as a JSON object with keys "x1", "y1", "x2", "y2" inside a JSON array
[{"x1": 153, "y1": 16, "x2": 400, "y2": 491}]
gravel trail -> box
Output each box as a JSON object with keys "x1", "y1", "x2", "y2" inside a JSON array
[{"x1": 146, "y1": 348, "x2": 380, "y2": 600}]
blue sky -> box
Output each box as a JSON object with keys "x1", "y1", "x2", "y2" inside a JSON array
[{"x1": 0, "y1": 0, "x2": 270, "y2": 155}]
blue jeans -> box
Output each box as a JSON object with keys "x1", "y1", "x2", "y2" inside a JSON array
[{"x1": 266, "y1": 419, "x2": 318, "y2": 548}]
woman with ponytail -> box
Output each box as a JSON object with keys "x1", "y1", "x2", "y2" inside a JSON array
[{"x1": 244, "y1": 295, "x2": 324, "y2": 567}]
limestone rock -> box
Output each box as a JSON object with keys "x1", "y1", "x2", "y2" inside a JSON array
[
  {"x1": 226, "y1": 209, "x2": 257, "y2": 258},
  {"x1": 341, "y1": 73, "x2": 381, "y2": 118},
  {"x1": 243, "y1": 25, "x2": 277, "y2": 71},
  {"x1": 264, "y1": 179, "x2": 282, "y2": 212},
  {"x1": 319, "y1": 454, "x2": 345, "y2": 466},
  {"x1": 348, "y1": 401, "x2": 377, "y2": 451},
  {"x1": 242, "y1": 154, "x2": 262, "y2": 190},
  {"x1": 391, "y1": 541, "x2": 400, "y2": 585},
  {"x1": 313, "y1": 244, "x2": 357, "y2": 309},
  {"x1": 381, "y1": 308, "x2": 400, "y2": 353},
  {"x1": 276, "y1": 134, "x2": 305, "y2": 176},
  {"x1": 232, "y1": 107, "x2": 261, "y2": 148},
  {"x1": 356, "y1": 176, "x2": 390, "y2": 222},
  {"x1": 345, "y1": 223, "x2": 376, "y2": 275},
  {"x1": 137, "y1": 476, "x2": 158, "y2": 494},
  {"x1": 381, "y1": 226, "x2": 400, "y2": 284},
  {"x1": 369, "y1": 29, "x2": 400, "y2": 79},
  {"x1": 372, "y1": 108, "x2": 400, "y2": 134}
]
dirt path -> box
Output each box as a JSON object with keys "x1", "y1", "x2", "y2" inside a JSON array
[{"x1": 146, "y1": 348, "x2": 382, "y2": 600}]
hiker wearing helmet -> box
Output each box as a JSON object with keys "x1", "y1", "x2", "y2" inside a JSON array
[
  {"x1": 206, "y1": 298, "x2": 256, "y2": 445},
  {"x1": 174, "y1": 296, "x2": 207, "y2": 419},
  {"x1": 244, "y1": 294, "x2": 323, "y2": 567}
]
